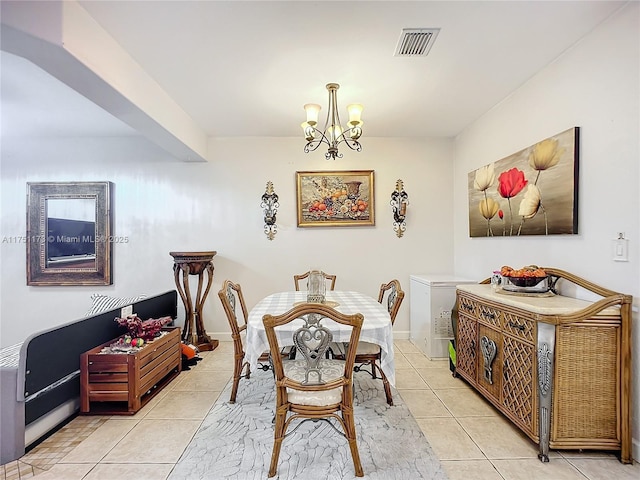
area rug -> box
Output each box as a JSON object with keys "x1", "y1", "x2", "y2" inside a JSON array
[{"x1": 168, "y1": 369, "x2": 448, "y2": 480}]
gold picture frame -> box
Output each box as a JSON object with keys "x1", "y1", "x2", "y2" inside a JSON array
[{"x1": 296, "y1": 170, "x2": 375, "y2": 227}]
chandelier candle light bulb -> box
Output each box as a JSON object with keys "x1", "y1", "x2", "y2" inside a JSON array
[
  {"x1": 347, "y1": 104, "x2": 363, "y2": 124},
  {"x1": 328, "y1": 124, "x2": 342, "y2": 142},
  {"x1": 304, "y1": 103, "x2": 321, "y2": 125}
]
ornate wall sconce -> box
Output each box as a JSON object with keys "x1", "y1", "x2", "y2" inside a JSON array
[
  {"x1": 390, "y1": 179, "x2": 409, "y2": 237},
  {"x1": 261, "y1": 181, "x2": 279, "y2": 240}
]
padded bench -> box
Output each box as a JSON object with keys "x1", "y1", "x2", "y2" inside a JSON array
[{"x1": 0, "y1": 291, "x2": 178, "y2": 464}]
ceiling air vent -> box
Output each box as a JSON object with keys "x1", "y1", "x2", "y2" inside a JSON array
[{"x1": 394, "y1": 28, "x2": 440, "y2": 57}]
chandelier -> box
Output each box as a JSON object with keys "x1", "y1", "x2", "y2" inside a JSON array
[{"x1": 301, "y1": 83, "x2": 363, "y2": 160}]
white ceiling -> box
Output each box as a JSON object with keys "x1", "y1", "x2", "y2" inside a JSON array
[{"x1": 0, "y1": 1, "x2": 627, "y2": 150}]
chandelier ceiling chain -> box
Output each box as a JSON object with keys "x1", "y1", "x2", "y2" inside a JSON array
[{"x1": 301, "y1": 83, "x2": 363, "y2": 161}]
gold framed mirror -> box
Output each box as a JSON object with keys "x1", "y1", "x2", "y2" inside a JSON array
[{"x1": 26, "y1": 182, "x2": 114, "y2": 286}]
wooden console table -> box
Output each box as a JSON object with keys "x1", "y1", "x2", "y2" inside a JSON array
[
  {"x1": 80, "y1": 327, "x2": 181, "y2": 415},
  {"x1": 454, "y1": 268, "x2": 632, "y2": 463}
]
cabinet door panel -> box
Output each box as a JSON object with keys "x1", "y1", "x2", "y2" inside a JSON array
[
  {"x1": 476, "y1": 324, "x2": 502, "y2": 402},
  {"x1": 456, "y1": 313, "x2": 477, "y2": 381},
  {"x1": 553, "y1": 324, "x2": 618, "y2": 442},
  {"x1": 502, "y1": 335, "x2": 536, "y2": 436}
]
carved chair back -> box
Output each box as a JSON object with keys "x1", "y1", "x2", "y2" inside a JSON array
[
  {"x1": 378, "y1": 279, "x2": 405, "y2": 325},
  {"x1": 293, "y1": 271, "x2": 337, "y2": 291}
]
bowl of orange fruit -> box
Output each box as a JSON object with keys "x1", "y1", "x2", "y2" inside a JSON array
[{"x1": 500, "y1": 265, "x2": 549, "y2": 290}]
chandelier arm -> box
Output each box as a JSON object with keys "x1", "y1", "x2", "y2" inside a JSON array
[
  {"x1": 304, "y1": 142, "x2": 321, "y2": 154},
  {"x1": 338, "y1": 138, "x2": 362, "y2": 152},
  {"x1": 314, "y1": 128, "x2": 332, "y2": 147},
  {"x1": 333, "y1": 125, "x2": 363, "y2": 145},
  {"x1": 303, "y1": 129, "x2": 331, "y2": 153}
]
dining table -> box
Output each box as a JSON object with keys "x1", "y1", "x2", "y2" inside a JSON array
[{"x1": 245, "y1": 290, "x2": 396, "y2": 386}]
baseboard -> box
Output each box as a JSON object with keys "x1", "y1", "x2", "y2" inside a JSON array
[
  {"x1": 393, "y1": 330, "x2": 410, "y2": 340},
  {"x1": 25, "y1": 398, "x2": 78, "y2": 447},
  {"x1": 632, "y1": 437, "x2": 639, "y2": 463}
]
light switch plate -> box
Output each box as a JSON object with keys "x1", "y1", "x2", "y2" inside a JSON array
[
  {"x1": 121, "y1": 304, "x2": 134, "y2": 317},
  {"x1": 613, "y1": 238, "x2": 629, "y2": 262}
]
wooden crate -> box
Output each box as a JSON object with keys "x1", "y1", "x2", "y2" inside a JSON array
[{"x1": 80, "y1": 327, "x2": 181, "y2": 415}]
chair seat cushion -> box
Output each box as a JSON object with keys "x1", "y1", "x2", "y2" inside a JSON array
[
  {"x1": 283, "y1": 359, "x2": 345, "y2": 406},
  {"x1": 354, "y1": 341, "x2": 380, "y2": 355},
  {"x1": 329, "y1": 342, "x2": 347, "y2": 357},
  {"x1": 330, "y1": 341, "x2": 380, "y2": 357}
]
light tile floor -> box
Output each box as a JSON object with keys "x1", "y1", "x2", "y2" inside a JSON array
[{"x1": 1, "y1": 340, "x2": 638, "y2": 480}]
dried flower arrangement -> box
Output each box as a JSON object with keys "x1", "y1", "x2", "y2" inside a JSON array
[{"x1": 115, "y1": 315, "x2": 173, "y2": 341}]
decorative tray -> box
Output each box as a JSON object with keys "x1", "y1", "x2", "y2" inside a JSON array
[
  {"x1": 501, "y1": 275, "x2": 550, "y2": 293},
  {"x1": 497, "y1": 288, "x2": 555, "y2": 298},
  {"x1": 293, "y1": 300, "x2": 340, "y2": 308}
]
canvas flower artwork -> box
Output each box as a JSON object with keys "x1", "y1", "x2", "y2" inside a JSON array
[{"x1": 468, "y1": 127, "x2": 579, "y2": 237}]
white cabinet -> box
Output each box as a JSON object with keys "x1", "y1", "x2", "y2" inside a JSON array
[{"x1": 410, "y1": 275, "x2": 476, "y2": 358}]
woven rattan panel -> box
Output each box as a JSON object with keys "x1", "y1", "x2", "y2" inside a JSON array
[
  {"x1": 458, "y1": 295, "x2": 476, "y2": 318},
  {"x1": 477, "y1": 304, "x2": 501, "y2": 329},
  {"x1": 552, "y1": 324, "x2": 619, "y2": 441},
  {"x1": 502, "y1": 334, "x2": 536, "y2": 435},
  {"x1": 503, "y1": 312, "x2": 535, "y2": 344},
  {"x1": 456, "y1": 314, "x2": 477, "y2": 380}
]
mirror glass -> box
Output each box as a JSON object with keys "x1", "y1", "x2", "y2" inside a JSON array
[
  {"x1": 27, "y1": 182, "x2": 113, "y2": 286},
  {"x1": 46, "y1": 198, "x2": 97, "y2": 268}
]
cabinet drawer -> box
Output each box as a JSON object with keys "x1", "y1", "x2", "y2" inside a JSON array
[
  {"x1": 502, "y1": 312, "x2": 535, "y2": 344},
  {"x1": 477, "y1": 303, "x2": 501, "y2": 329},
  {"x1": 457, "y1": 294, "x2": 477, "y2": 317}
]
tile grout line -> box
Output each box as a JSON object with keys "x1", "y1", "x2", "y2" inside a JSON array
[{"x1": 3, "y1": 343, "x2": 637, "y2": 479}]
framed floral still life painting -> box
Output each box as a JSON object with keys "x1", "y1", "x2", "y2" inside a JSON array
[
  {"x1": 468, "y1": 127, "x2": 579, "y2": 238},
  {"x1": 296, "y1": 170, "x2": 375, "y2": 227}
]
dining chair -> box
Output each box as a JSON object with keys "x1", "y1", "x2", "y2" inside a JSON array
[
  {"x1": 293, "y1": 270, "x2": 337, "y2": 291},
  {"x1": 331, "y1": 279, "x2": 405, "y2": 406},
  {"x1": 218, "y1": 280, "x2": 271, "y2": 403},
  {"x1": 262, "y1": 303, "x2": 364, "y2": 478}
]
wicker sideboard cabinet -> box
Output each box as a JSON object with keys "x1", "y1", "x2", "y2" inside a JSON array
[{"x1": 454, "y1": 268, "x2": 632, "y2": 463}]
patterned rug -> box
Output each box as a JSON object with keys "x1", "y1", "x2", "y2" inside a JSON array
[{"x1": 168, "y1": 369, "x2": 448, "y2": 480}]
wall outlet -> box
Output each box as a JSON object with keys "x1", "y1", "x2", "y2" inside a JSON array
[{"x1": 121, "y1": 304, "x2": 133, "y2": 317}]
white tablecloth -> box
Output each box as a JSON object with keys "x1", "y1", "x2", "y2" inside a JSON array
[{"x1": 245, "y1": 291, "x2": 395, "y2": 386}]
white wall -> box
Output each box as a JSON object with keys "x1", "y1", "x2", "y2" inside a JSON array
[
  {"x1": 452, "y1": 3, "x2": 639, "y2": 461},
  {"x1": 0, "y1": 136, "x2": 455, "y2": 347}
]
